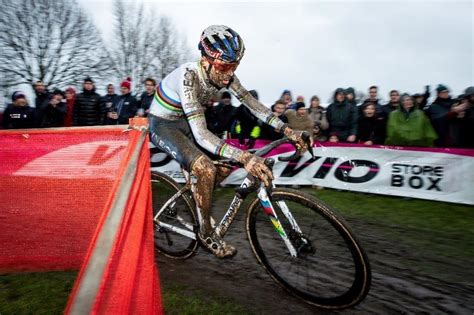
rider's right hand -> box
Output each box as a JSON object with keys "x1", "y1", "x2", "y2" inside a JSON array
[{"x1": 239, "y1": 152, "x2": 273, "y2": 187}]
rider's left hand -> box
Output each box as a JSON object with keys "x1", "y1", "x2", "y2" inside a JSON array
[{"x1": 283, "y1": 127, "x2": 311, "y2": 153}]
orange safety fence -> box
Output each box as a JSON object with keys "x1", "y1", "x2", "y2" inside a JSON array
[{"x1": 0, "y1": 122, "x2": 163, "y2": 314}]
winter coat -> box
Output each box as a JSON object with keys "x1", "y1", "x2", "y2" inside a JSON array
[
  {"x1": 260, "y1": 114, "x2": 287, "y2": 141},
  {"x1": 73, "y1": 88, "x2": 104, "y2": 126},
  {"x1": 326, "y1": 100, "x2": 358, "y2": 140},
  {"x1": 34, "y1": 90, "x2": 50, "y2": 109},
  {"x1": 214, "y1": 102, "x2": 236, "y2": 137},
  {"x1": 39, "y1": 98, "x2": 67, "y2": 128},
  {"x1": 2, "y1": 103, "x2": 36, "y2": 129},
  {"x1": 139, "y1": 91, "x2": 154, "y2": 114},
  {"x1": 284, "y1": 109, "x2": 314, "y2": 136},
  {"x1": 380, "y1": 102, "x2": 400, "y2": 120},
  {"x1": 357, "y1": 116, "x2": 385, "y2": 144},
  {"x1": 104, "y1": 93, "x2": 138, "y2": 125},
  {"x1": 425, "y1": 97, "x2": 456, "y2": 147},
  {"x1": 308, "y1": 107, "x2": 329, "y2": 129},
  {"x1": 385, "y1": 107, "x2": 437, "y2": 147}
]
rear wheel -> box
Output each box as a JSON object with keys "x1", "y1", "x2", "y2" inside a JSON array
[
  {"x1": 151, "y1": 172, "x2": 198, "y2": 259},
  {"x1": 246, "y1": 188, "x2": 371, "y2": 309}
]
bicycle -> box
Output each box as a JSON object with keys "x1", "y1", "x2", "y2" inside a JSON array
[{"x1": 151, "y1": 135, "x2": 371, "y2": 310}]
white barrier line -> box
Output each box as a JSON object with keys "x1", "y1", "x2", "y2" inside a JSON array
[{"x1": 69, "y1": 129, "x2": 147, "y2": 315}]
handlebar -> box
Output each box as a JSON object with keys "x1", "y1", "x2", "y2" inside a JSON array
[{"x1": 277, "y1": 131, "x2": 314, "y2": 162}]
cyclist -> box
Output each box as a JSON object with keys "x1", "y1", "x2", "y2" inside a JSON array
[{"x1": 149, "y1": 25, "x2": 308, "y2": 258}]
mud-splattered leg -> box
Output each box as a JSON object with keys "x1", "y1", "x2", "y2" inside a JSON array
[{"x1": 191, "y1": 155, "x2": 217, "y2": 234}]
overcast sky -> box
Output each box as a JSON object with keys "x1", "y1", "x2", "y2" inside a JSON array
[{"x1": 78, "y1": 0, "x2": 473, "y2": 105}]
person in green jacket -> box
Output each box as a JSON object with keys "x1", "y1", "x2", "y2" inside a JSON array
[{"x1": 385, "y1": 94, "x2": 437, "y2": 147}]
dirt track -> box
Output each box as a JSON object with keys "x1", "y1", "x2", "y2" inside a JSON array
[{"x1": 156, "y1": 195, "x2": 474, "y2": 314}]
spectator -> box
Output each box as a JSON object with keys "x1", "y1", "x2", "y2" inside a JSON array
[
  {"x1": 357, "y1": 102, "x2": 385, "y2": 145},
  {"x1": 362, "y1": 85, "x2": 383, "y2": 116},
  {"x1": 284, "y1": 102, "x2": 314, "y2": 137},
  {"x1": 204, "y1": 98, "x2": 219, "y2": 134},
  {"x1": 412, "y1": 85, "x2": 431, "y2": 110},
  {"x1": 2, "y1": 91, "x2": 36, "y2": 129},
  {"x1": 459, "y1": 87, "x2": 474, "y2": 148},
  {"x1": 33, "y1": 80, "x2": 50, "y2": 109},
  {"x1": 326, "y1": 88, "x2": 358, "y2": 142},
  {"x1": 105, "y1": 77, "x2": 138, "y2": 125},
  {"x1": 39, "y1": 89, "x2": 67, "y2": 128},
  {"x1": 101, "y1": 84, "x2": 118, "y2": 117},
  {"x1": 214, "y1": 91, "x2": 235, "y2": 138},
  {"x1": 425, "y1": 84, "x2": 458, "y2": 147},
  {"x1": 64, "y1": 87, "x2": 76, "y2": 127},
  {"x1": 232, "y1": 90, "x2": 261, "y2": 148},
  {"x1": 385, "y1": 93, "x2": 437, "y2": 147},
  {"x1": 139, "y1": 78, "x2": 156, "y2": 116},
  {"x1": 261, "y1": 100, "x2": 287, "y2": 140},
  {"x1": 344, "y1": 87, "x2": 357, "y2": 106},
  {"x1": 449, "y1": 92, "x2": 473, "y2": 148},
  {"x1": 308, "y1": 95, "x2": 328, "y2": 141},
  {"x1": 280, "y1": 89, "x2": 293, "y2": 110},
  {"x1": 73, "y1": 77, "x2": 104, "y2": 126},
  {"x1": 381, "y1": 90, "x2": 401, "y2": 119}
]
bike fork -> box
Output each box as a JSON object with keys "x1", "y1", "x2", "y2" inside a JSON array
[{"x1": 258, "y1": 186, "x2": 298, "y2": 257}]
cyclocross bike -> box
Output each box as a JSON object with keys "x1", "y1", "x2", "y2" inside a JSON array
[{"x1": 151, "y1": 135, "x2": 371, "y2": 310}]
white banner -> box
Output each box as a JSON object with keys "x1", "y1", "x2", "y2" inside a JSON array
[{"x1": 150, "y1": 141, "x2": 474, "y2": 205}]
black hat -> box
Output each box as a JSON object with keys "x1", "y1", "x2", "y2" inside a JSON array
[
  {"x1": 294, "y1": 102, "x2": 305, "y2": 110},
  {"x1": 436, "y1": 84, "x2": 449, "y2": 93},
  {"x1": 52, "y1": 88, "x2": 65, "y2": 97},
  {"x1": 84, "y1": 76, "x2": 94, "y2": 84},
  {"x1": 464, "y1": 86, "x2": 474, "y2": 97},
  {"x1": 221, "y1": 91, "x2": 231, "y2": 100},
  {"x1": 249, "y1": 90, "x2": 259, "y2": 100},
  {"x1": 11, "y1": 91, "x2": 26, "y2": 101}
]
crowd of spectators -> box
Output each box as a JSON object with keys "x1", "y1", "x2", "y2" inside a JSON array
[{"x1": 1, "y1": 77, "x2": 473, "y2": 149}]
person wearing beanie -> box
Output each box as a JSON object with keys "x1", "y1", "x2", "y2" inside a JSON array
[
  {"x1": 326, "y1": 88, "x2": 358, "y2": 142},
  {"x1": 64, "y1": 87, "x2": 76, "y2": 127},
  {"x1": 425, "y1": 84, "x2": 459, "y2": 147},
  {"x1": 2, "y1": 91, "x2": 36, "y2": 129},
  {"x1": 344, "y1": 87, "x2": 357, "y2": 106},
  {"x1": 386, "y1": 94, "x2": 437, "y2": 147},
  {"x1": 214, "y1": 91, "x2": 235, "y2": 138},
  {"x1": 73, "y1": 76, "x2": 104, "y2": 126},
  {"x1": 105, "y1": 77, "x2": 138, "y2": 125},
  {"x1": 283, "y1": 102, "x2": 314, "y2": 137},
  {"x1": 39, "y1": 88, "x2": 67, "y2": 128}
]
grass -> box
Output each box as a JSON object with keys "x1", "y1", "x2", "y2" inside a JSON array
[{"x1": 0, "y1": 188, "x2": 472, "y2": 313}]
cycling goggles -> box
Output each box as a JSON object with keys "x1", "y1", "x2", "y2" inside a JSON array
[{"x1": 208, "y1": 58, "x2": 239, "y2": 72}]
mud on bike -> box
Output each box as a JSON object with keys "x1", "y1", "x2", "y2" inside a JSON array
[{"x1": 151, "y1": 134, "x2": 371, "y2": 310}]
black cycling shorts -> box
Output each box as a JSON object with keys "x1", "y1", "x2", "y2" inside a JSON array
[{"x1": 149, "y1": 115, "x2": 206, "y2": 171}]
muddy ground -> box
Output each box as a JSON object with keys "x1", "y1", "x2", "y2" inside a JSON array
[{"x1": 156, "y1": 194, "x2": 473, "y2": 314}]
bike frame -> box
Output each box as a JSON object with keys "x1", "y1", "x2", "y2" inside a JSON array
[{"x1": 154, "y1": 168, "x2": 303, "y2": 257}]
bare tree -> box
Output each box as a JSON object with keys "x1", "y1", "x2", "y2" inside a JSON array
[
  {"x1": 0, "y1": 0, "x2": 112, "y2": 91},
  {"x1": 109, "y1": 0, "x2": 191, "y2": 93}
]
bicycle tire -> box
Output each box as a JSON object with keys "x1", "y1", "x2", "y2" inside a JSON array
[
  {"x1": 151, "y1": 171, "x2": 198, "y2": 259},
  {"x1": 246, "y1": 188, "x2": 371, "y2": 309}
]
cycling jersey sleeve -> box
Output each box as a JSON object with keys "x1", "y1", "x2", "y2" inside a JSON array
[
  {"x1": 179, "y1": 66, "x2": 245, "y2": 161},
  {"x1": 229, "y1": 76, "x2": 286, "y2": 132}
]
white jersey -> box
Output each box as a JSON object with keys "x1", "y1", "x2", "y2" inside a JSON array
[{"x1": 149, "y1": 61, "x2": 285, "y2": 160}]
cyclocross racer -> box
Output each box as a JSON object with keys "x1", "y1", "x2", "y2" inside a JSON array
[{"x1": 149, "y1": 25, "x2": 307, "y2": 258}]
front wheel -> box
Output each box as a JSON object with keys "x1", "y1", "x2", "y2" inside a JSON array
[
  {"x1": 246, "y1": 188, "x2": 371, "y2": 310},
  {"x1": 151, "y1": 172, "x2": 198, "y2": 259}
]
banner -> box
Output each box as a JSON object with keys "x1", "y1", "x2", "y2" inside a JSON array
[{"x1": 151, "y1": 140, "x2": 474, "y2": 205}]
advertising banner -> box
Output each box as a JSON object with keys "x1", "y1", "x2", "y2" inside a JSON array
[{"x1": 151, "y1": 140, "x2": 474, "y2": 205}]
